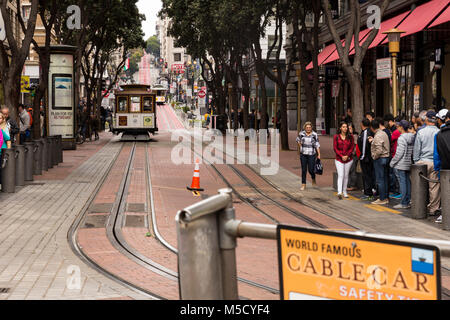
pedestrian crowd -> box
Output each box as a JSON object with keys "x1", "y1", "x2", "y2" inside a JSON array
[{"x1": 296, "y1": 107, "x2": 450, "y2": 224}]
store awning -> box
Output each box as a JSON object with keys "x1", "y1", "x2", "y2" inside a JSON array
[
  {"x1": 306, "y1": 41, "x2": 339, "y2": 70},
  {"x1": 306, "y1": 0, "x2": 450, "y2": 70},
  {"x1": 429, "y1": 3, "x2": 450, "y2": 28},
  {"x1": 383, "y1": 0, "x2": 449, "y2": 42}
]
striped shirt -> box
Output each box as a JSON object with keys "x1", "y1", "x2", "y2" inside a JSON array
[{"x1": 296, "y1": 131, "x2": 320, "y2": 155}]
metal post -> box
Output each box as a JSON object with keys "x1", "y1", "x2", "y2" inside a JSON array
[
  {"x1": 24, "y1": 142, "x2": 35, "y2": 182},
  {"x1": 411, "y1": 163, "x2": 428, "y2": 219},
  {"x1": 57, "y1": 135, "x2": 64, "y2": 164},
  {"x1": 47, "y1": 137, "x2": 54, "y2": 169},
  {"x1": 217, "y1": 188, "x2": 239, "y2": 300},
  {"x1": 15, "y1": 145, "x2": 25, "y2": 187},
  {"x1": 392, "y1": 52, "x2": 398, "y2": 117},
  {"x1": 441, "y1": 170, "x2": 450, "y2": 230},
  {"x1": 176, "y1": 191, "x2": 232, "y2": 300},
  {"x1": 1, "y1": 148, "x2": 16, "y2": 193},
  {"x1": 33, "y1": 140, "x2": 43, "y2": 176},
  {"x1": 41, "y1": 138, "x2": 48, "y2": 172}
]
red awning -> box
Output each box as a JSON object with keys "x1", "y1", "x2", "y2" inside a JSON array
[
  {"x1": 387, "y1": 0, "x2": 450, "y2": 41},
  {"x1": 429, "y1": 3, "x2": 450, "y2": 28},
  {"x1": 368, "y1": 11, "x2": 410, "y2": 49},
  {"x1": 306, "y1": 42, "x2": 338, "y2": 70}
]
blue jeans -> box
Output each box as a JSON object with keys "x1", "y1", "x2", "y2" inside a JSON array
[
  {"x1": 300, "y1": 154, "x2": 316, "y2": 184},
  {"x1": 395, "y1": 169, "x2": 411, "y2": 206},
  {"x1": 373, "y1": 157, "x2": 389, "y2": 201}
]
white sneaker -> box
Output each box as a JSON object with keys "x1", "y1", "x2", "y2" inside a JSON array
[
  {"x1": 435, "y1": 215, "x2": 442, "y2": 223},
  {"x1": 343, "y1": 194, "x2": 349, "y2": 198}
]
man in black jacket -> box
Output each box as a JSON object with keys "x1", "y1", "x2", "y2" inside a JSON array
[
  {"x1": 358, "y1": 118, "x2": 375, "y2": 200},
  {"x1": 436, "y1": 112, "x2": 450, "y2": 170},
  {"x1": 1, "y1": 106, "x2": 20, "y2": 145}
]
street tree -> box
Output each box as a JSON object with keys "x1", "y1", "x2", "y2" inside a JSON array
[
  {"x1": 145, "y1": 35, "x2": 160, "y2": 57},
  {"x1": 322, "y1": 0, "x2": 389, "y2": 127},
  {"x1": 0, "y1": 0, "x2": 39, "y2": 120}
]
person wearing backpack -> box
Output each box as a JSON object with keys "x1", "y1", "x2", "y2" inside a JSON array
[
  {"x1": 296, "y1": 122, "x2": 321, "y2": 191},
  {"x1": 1, "y1": 106, "x2": 20, "y2": 145},
  {"x1": 18, "y1": 104, "x2": 31, "y2": 143}
]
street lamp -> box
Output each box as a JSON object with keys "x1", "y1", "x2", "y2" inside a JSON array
[
  {"x1": 383, "y1": 28, "x2": 405, "y2": 118},
  {"x1": 294, "y1": 61, "x2": 301, "y2": 133},
  {"x1": 253, "y1": 74, "x2": 259, "y2": 130},
  {"x1": 228, "y1": 82, "x2": 233, "y2": 131},
  {"x1": 273, "y1": 68, "x2": 278, "y2": 129}
]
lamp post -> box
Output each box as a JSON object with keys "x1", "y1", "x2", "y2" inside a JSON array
[
  {"x1": 253, "y1": 74, "x2": 259, "y2": 130},
  {"x1": 383, "y1": 28, "x2": 405, "y2": 118},
  {"x1": 294, "y1": 61, "x2": 301, "y2": 133},
  {"x1": 228, "y1": 82, "x2": 233, "y2": 131},
  {"x1": 273, "y1": 68, "x2": 278, "y2": 129}
]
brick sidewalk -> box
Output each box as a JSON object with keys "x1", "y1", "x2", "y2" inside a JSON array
[{"x1": 0, "y1": 132, "x2": 146, "y2": 300}]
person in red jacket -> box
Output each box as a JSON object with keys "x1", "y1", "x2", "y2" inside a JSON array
[{"x1": 334, "y1": 122, "x2": 355, "y2": 199}]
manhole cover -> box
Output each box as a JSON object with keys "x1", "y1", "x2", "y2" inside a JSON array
[
  {"x1": 125, "y1": 215, "x2": 147, "y2": 228},
  {"x1": 83, "y1": 215, "x2": 108, "y2": 228}
]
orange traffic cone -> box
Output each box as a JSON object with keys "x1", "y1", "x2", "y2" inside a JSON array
[{"x1": 187, "y1": 159, "x2": 204, "y2": 192}]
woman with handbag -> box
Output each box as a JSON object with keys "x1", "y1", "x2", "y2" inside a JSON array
[
  {"x1": 334, "y1": 122, "x2": 355, "y2": 199},
  {"x1": 296, "y1": 122, "x2": 321, "y2": 191}
]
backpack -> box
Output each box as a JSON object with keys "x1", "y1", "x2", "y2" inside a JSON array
[{"x1": 28, "y1": 111, "x2": 33, "y2": 127}]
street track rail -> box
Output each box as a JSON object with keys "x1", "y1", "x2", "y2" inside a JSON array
[
  {"x1": 70, "y1": 139, "x2": 280, "y2": 299},
  {"x1": 68, "y1": 142, "x2": 162, "y2": 299}
]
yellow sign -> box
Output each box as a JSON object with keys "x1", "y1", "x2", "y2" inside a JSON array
[
  {"x1": 21, "y1": 76, "x2": 30, "y2": 93},
  {"x1": 278, "y1": 226, "x2": 441, "y2": 300},
  {"x1": 143, "y1": 116, "x2": 153, "y2": 127}
]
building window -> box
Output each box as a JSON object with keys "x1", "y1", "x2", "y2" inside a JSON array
[
  {"x1": 22, "y1": 5, "x2": 31, "y2": 21},
  {"x1": 174, "y1": 53, "x2": 182, "y2": 62}
]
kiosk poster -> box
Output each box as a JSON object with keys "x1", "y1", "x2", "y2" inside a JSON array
[
  {"x1": 50, "y1": 74, "x2": 74, "y2": 138},
  {"x1": 53, "y1": 75, "x2": 73, "y2": 110}
]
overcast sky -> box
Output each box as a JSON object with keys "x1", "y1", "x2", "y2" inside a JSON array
[{"x1": 137, "y1": 0, "x2": 162, "y2": 40}]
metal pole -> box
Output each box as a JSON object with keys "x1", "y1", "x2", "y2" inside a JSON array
[
  {"x1": 1, "y1": 148, "x2": 16, "y2": 193},
  {"x1": 441, "y1": 170, "x2": 450, "y2": 230},
  {"x1": 274, "y1": 69, "x2": 278, "y2": 129},
  {"x1": 392, "y1": 53, "x2": 398, "y2": 117},
  {"x1": 217, "y1": 188, "x2": 239, "y2": 300},
  {"x1": 51, "y1": 136, "x2": 58, "y2": 167},
  {"x1": 411, "y1": 164, "x2": 428, "y2": 219},
  {"x1": 15, "y1": 145, "x2": 25, "y2": 187},
  {"x1": 176, "y1": 191, "x2": 232, "y2": 300}
]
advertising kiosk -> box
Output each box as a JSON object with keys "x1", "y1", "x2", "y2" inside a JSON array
[{"x1": 47, "y1": 45, "x2": 77, "y2": 150}]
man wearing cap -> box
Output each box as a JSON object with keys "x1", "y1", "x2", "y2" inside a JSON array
[
  {"x1": 390, "y1": 120, "x2": 415, "y2": 209},
  {"x1": 434, "y1": 111, "x2": 450, "y2": 223},
  {"x1": 437, "y1": 109, "x2": 449, "y2": 129},
  {"x1": 413, "y1": 111, "x2": 441, "y2": 216}
]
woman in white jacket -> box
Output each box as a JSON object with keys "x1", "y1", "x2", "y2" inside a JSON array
[{"x1": 390, "y1": 120, "x2": 415, "y2": 209}]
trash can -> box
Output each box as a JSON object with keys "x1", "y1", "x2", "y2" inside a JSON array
[
  {"x1": 1, "y1": 148, "x2": 16, "y2": 193},
  {"x1": 24, "y1": 142, "x2": 35, "y2": 181},
  {"x1": 47, "y1": 137, "x2": 54, "y2": 169},
  {"x1": 15, "y1": 145, "x2": 26, "y2": 187},
  {"x1": 33, "y1": 139, "x2": 43, "y2": 176},
  {"x1": 41, "y1": 138, "x2": 48, "y2": 172}
]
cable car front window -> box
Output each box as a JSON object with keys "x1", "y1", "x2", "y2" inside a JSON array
[
  {"x1": 143, "y1": 97, "x2": 154, "y2": 113},
  {"x1": 130, "y1": 96, "x2": 141, "y2": 113},
  {"x1": 118, "y1": 97, "x2": 128, "y2": 113}
]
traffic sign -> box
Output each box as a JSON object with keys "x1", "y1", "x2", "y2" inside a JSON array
[
  {"x1": 198, "y1": 90, "x2": 206, "y2": 99},
  {"x1": 278, "y1": 225, "x2": 441, "y2": 300},
  {"x1": 21, "y1": 76, "x2": 30, "y2": 93}
]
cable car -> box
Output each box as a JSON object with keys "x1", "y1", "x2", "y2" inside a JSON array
[
  {"x1": 151, "y1": 84, "x2": 168, "y2": 106},
  {"x1": 111, "y1": 84, "x2": 158, "y2": 140}
]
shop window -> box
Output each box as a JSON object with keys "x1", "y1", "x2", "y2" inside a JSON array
[{"x1": 174, "y1": 53, "x2": 182, "y2": 62}]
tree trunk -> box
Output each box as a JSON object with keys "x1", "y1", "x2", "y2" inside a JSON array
[{"x1": 348, "y1": 72, "x2": 364, "y2": 130}]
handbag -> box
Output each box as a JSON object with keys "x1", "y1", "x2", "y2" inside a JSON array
[{"x1": 314, "y1": 158, "x2": 323, "y2": 175}]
